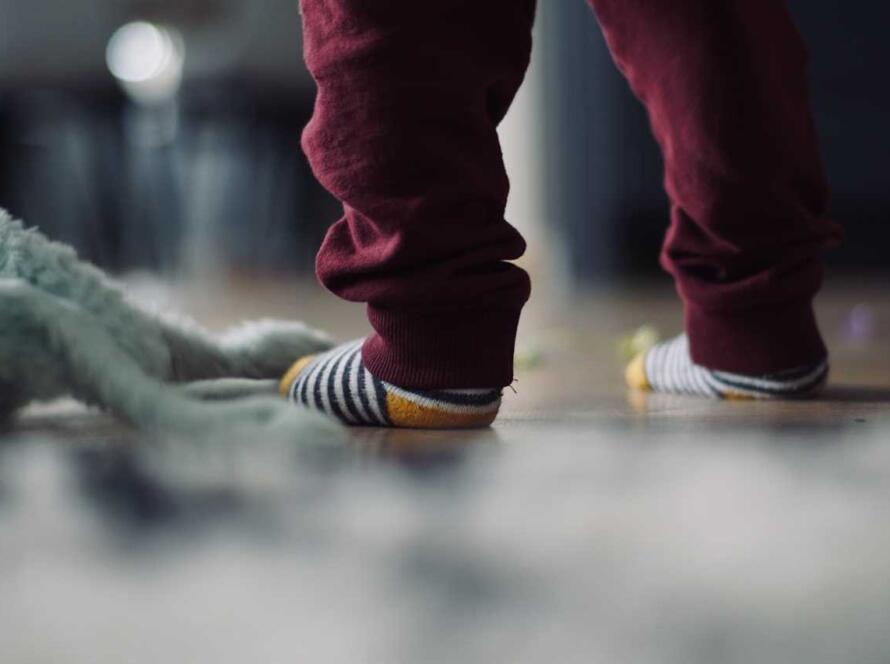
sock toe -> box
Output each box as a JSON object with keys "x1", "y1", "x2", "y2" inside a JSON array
[
  {"x1": 279, "y1": 354, "x2": 317, "y2": 396},
  {"x1": 625, "y1": 351, "x2": 651, "y2": 392}
]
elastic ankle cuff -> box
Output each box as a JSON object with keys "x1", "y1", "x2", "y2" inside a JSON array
[
  {"x1": 686, "y1": 300, "x2": 827, "y2": 375},
  {"x1": 362, "y1": 306, "x2": 522, "y2": 390}
]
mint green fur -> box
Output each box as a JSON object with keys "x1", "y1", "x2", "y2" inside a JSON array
[{"x1": 0, "y1": 208, "x2": 344, "y2": 446}]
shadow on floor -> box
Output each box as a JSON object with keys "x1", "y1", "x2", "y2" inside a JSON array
[{"x1": 821, "y1": 385, "x2": 890, "y2": 403}]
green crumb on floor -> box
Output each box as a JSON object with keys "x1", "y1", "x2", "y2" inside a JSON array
[
  {"x1": 617, "y1": 325, "x2": 660, "y2": 362},
  {"x1": 514, "y1": 342, "x2": 545, "y2": 371},
  {"x1": 514, "y1": 329, "x2": 580, "y2": 371}
]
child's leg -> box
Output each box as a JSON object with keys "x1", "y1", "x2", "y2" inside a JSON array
[
  {"x1": 290, "y1": 0, "x2": 536, "y2": 426},
  {"x1": 587, "y1": 0, "x2": 843, "y2": 398}
]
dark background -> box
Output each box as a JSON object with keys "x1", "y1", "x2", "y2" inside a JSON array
[{"x1": 0, "y1": 0, "x2": 886, "y2": 281}]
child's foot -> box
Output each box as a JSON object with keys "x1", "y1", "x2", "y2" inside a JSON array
[
  {"x1": 279, "y1": 339, "x2": 503, "y2": 429},
  {"x1": 626, "y1": 334, "x2": 828, "y2": 400}
]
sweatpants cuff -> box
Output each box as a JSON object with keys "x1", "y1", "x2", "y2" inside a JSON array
[
  {"x1": 686, "y1": 300, "x2": 827, "y2": 375},
  {"x1": 362, "y1": 306, "x2": 523, "y2": 389}
]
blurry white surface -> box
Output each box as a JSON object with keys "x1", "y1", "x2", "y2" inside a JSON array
[{"x1": 2, "y1": 422, "x2": 890, "y2": 664}]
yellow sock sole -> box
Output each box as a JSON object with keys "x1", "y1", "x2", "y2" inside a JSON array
[{"x1": 385, "y1": 392, "x2": 499, "y2": 429}]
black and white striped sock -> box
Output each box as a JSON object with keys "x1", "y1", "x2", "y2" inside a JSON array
[
  {"x1": 626, "y1": 334, "x2": 828, "y2": 399},
  {"x1": 279, "y1": 339, "x2": 503, "y2": 429}
]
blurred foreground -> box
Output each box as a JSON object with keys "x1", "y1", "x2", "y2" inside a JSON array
[{"x1": 2, "y1": 279, "x2": 889, "y2": 664}]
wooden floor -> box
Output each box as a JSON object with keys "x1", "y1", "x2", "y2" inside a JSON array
[
  {"x1": 12, "y1": 276, "x2": 890, "y2": 448},
  {"x1": 201, "y1": 275, "x2": 890, "y2": 433}
]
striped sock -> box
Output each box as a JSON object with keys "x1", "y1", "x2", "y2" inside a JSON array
[
  {"x1": 625, "y1": 334, "x2": 828, "y2": 400},
  {"x1": 279, "y1": 339, "x2": 503, "y2": 429}
]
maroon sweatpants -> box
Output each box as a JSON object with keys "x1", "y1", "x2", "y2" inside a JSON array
[{"x1": 299, "y1": 0, "x2": 842, "y2": 389}]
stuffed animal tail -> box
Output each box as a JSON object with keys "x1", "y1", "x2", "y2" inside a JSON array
[
  {"x1": 182, "y1": 379, "x2": 280, "y2": 400},
  {"x1": 1, "y1": 280, "x2": 345, "y2": 448},
  {"x1": 0, "y1": 208, "x2": 334, "y2": 385}
]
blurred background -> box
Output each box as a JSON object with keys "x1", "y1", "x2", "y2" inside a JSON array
[{"x1": 1, "y1": 0, "x2": 886, "y2": 289}]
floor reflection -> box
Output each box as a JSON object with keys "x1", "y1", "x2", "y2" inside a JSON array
[
  {"x1": 4, "y1": 415, "x2": 890, "y2": 663},
  {"x1": 0, "y1": 418, "x2": 496, "y2": 546},
  {"x1": 349, "y1": 425, "x2": 500, "y2": 473}
]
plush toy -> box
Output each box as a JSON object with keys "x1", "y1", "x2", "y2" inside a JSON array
[{"x1": 0, "y1": 208, "x2": 345, "y2": 445}]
